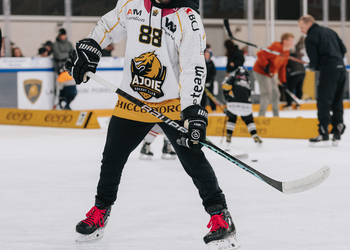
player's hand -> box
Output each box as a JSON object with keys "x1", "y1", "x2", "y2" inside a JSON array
[
  {"x1": 176, "y1": 105, "x2": 208, "y2": 150},
  {"x1": 65, "y1": 38, "x2": 102, "y2": 84}
]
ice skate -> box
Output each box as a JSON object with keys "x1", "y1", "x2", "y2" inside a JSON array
[
  {"x1": 331, "y1": 124, "x2": 346, "y2": 147},
  {"x1": 204, "y1": 209, "x2": 239, "y2": 250},
  {"x1": 76, "y1": 206, "x2": 111, "y2": 242},
  {"x1": 252, "y1": 134, "x2": 263, "y2": 144},
  {"x1": 309, "y1": 134, "x2": 330, "y2": 147},
  {"x1": 161, "y1": 139, "x2": 177, "y2": 160},
  {"x1": 139, "y1": 142, "x2": 154, "y2": 160}
]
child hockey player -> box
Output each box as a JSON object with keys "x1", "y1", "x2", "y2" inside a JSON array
[
  {"x1": 140, "y1": 124, "x2": 177, "y2": 160},
  {"x1": 222, "y1": 66, "x2": 263, "y2": 151}
]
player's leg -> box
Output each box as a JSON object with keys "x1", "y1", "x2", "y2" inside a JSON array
[
  {"x1": 159, "y1": 123, "x2": 238, "y2": 248},
  {"x1": 284, "y1": 76, "x2": 297, "y2": 108},
  {"x1": 254, "y1": 72, "x2": 272, "y2": 117},
  {"x1": 330, "y1": 69, "x2": 346, "y2": 144},
  {"x1": 242, "y1": 114, "x2": 262, "y2": 144},
  {"x1": 140, "y1": 124, "x2": 162, "y2": 159},
  {"x1": 76, "y1": 116, "x2": 154, "y2": 241},
  {"x1": 271, "y1": 76, "x2": 280, "y2": 117},
  {"x1": 224, "y1": 110, "x2": 237, "y2": 151},
  {"x1": 310, "y1": 67, "x2": 335, "y2": 143}
]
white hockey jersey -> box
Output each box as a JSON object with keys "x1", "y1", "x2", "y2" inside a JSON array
[{"x1": 89, "y1": 0, "x2": 207, "y2": 122}]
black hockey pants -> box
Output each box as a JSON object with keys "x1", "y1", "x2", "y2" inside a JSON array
[
  {"x1": 286, "y1": 73, "x2": 305, "y2": 106},
  {"x1": 96, "y1": 116, "x2": 227, "y2": 214},
  {"x1": 317, "y1": 65, "x2": 346, "y2": 134}
]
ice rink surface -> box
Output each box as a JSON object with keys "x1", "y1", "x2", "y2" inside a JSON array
[{"x1": 0, "y1": 110, "x2": 349, "y2": 250}]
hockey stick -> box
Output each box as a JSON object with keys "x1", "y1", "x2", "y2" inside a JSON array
[
  {"x1": 87, "y1": 72, "x2": 330, "y2": 194},
  {"x1": 281, "y1": 85, "x2": 304, "y2": 105},
  {"x1": 223, "y1": 19, "x2": 307, "y2": 65},
  {"x1": 204, "y1": 88, "x2": 226, "y2": 112}
]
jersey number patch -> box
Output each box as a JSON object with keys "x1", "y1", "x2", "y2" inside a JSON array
[{"x1": 139, "y1": 25, "x2": 162, "y2": 47}]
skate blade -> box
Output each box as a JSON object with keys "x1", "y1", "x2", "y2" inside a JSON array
[
  {"x1": 76, "y1": 228, "x2": 105, "y2": 242},
  {"x1": 309, "y1": 141, "x2": 331, "y2": 148},
  {"x1": 161, "y1": 154, "x2": 177, "y2": 160},
  {"x1": 139, "y1": 154, "x2": 153, "y2": 160},
  {"x1": 207, "y1": 234, "x2": 239, "y2": 250}
]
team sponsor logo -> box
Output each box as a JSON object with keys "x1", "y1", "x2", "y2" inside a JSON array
[
  {"x1": 186, "y1": 8, "x2": 199, "y2": 31},
  {"x1": 44, "y1": 113, "x2": 73, "y2": 124},
  {"x1": 130, "y1": 51, "x2": 167, "y2": 100},
  {"x1": 165, "y1": 17, "x2": 177, "y2": 33},
  {"x1": 116, "y1": 99, "x2": 181, "y2": 114},
  {"x1": 127, "y1": 8, "x2": 142, "y2": 16},
  {"x1": 6, "y1": 111, "x2": 33, "y2": 122},
  {"x1": 23, "y1": 79, "x2": 42, "y2": 104}
]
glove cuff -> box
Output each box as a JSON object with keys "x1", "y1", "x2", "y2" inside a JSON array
[
  {"x1": 77, "y1": 38, "x2": 103, "y2": 58},
  {"x1": 181, "y1": 105, "x2": 208, "y2": 125}
]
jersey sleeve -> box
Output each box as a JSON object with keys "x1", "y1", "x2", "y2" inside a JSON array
[
  {"x1": 178, "y1": 9, "x2": 207, "y2": 111},
  {"x1": 88, "y1": 0, "x2": 127, "y2": 49}
]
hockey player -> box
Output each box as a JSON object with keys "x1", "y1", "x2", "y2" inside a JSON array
[
  {"x1": 66, "y1": 0, "x2": 237, "y2": 248},
  {"x1": 222, "y1": 66, "x2": 262, "y2": 151},
  {"x1": 139, "y1": 124, "x2": 177, "y2": 160}
]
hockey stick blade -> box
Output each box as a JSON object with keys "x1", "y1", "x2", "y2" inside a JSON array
[
  {"x1": 284, "y1": 88, "x2": 303, "y2": 105},
  {"x1": 282, "y1": 166, "x2": 330, "y2": 194},
  {"x1": 87, "y1": 72, "x2": 330, "y2": 194}
]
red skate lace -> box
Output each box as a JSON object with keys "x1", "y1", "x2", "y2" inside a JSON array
[
  {"x1": 82, "y1": 206, "x2": 106, "y2": 227},
  {"x1": 207, "y1": 213, "x2": 229, "y2": 232}
]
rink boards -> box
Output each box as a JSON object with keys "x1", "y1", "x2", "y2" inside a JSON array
[
  {"x1": 0, "y1": 108, "x2": 100, "y2": 129},
  {"x1": 0, "y1": 107, "x2": 322, "y2": 139}
]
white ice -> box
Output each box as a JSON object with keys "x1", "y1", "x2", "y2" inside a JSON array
[{"x1": 0, "y1": 110, "x2": 349, "y2": 250}]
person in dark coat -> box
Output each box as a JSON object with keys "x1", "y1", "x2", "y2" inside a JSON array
[
  {"x1": 224, "y1": 39, "x2": 244, "y2": 74},
  {"x1": 298, "y1": 15, "x2": 347, "y2": 145},
  {"x1": 284, "y1": 37, "x2": 306, "y2": 108}
]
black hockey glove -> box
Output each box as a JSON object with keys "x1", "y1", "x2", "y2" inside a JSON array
[
  {"x1": 65, "y1": 38, "x2": 102, "y2": 85},
  {"x1": 176, "y1": 105, "x2": 208, "y2": 150}
]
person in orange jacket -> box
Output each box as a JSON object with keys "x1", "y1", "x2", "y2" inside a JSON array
[{"x1": 253, "y1": 33, "x2": 295, "y2": 116}]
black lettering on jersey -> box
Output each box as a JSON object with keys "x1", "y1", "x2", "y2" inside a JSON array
[
  {"x1": 165, "y1": 17, "x2": 177, "y2": 33},
  {"x1": 134, "y1": 9, "x2": 142, "y2": 16},
  {"x1": 190, "y1": 66, "x2": 205, "y2": 104},
  {"x1": 186, "y1": 8, "x2": 199, "y2": 31}
]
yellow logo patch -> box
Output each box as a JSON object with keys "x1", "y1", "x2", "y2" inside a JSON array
[
  {"x1": 23, "y1": 79, "x2": 42, "y2": 104},
  {"x1": 130, "y1": 51, "x2": 167, "y2": 100}
]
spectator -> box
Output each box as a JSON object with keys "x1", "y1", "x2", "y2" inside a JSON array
[
  {"x1": 200, "y1": 47, "x2": 217, "y2": 111},
  {"x1": 43, "y1": 41, "x2": 54, "y2": 56},
  {"x1": 284, "y1": 37, "x2": 306, "y2": 109},
  {"x1": 12, "y1": 47, "x2": 23, "y2": 57},
  {"x1": 224, "y1": 39, "x2": 244, "y2": 74},
  {"x1": 298, "y1": 15, "x2": 347, "y2": 144},
  {"x1": 53, "y1": 28, "x2": 73, "y2": 73},
  {"x1": 38, "y1": 47, "x2": 49, "y2": 57},
  {"x1": 101, "y1": 44, "x2": 114, "y2": 57},
  {"x1": 253, "y1": 33, "x2": 294, "y2": 117}
]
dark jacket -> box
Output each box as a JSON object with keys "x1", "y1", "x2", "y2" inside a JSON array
[
  {"x1": 305, "y1": 23, "x2": 347, "y2": 70},
  {"x1": 226, "y1": 45, "x2": 244, "y2": 73},
  {"x1": 286, "y1": 51, "x2": 305, "y2": 77},
  {"x1": 53, "y1": 38, "x2": 74, "y2": 73},
  {"x1": 205, "y1": 59, "x2": 216, "y2": 88}
]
